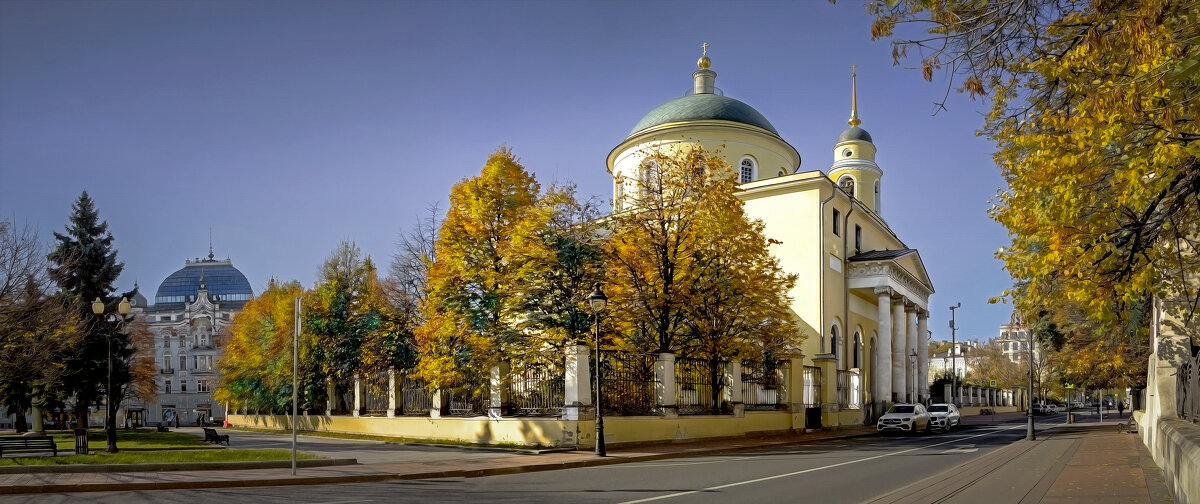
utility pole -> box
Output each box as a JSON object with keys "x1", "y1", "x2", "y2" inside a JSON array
[{"x1": 949, "y1": 303, "x2": 961, "y2": 406}]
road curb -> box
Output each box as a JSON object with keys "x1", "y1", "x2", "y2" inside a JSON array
[{"x1": 0, "y1": 457, "x2": 358, "y2": 474}]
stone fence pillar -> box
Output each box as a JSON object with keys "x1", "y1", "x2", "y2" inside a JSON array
[
  {"x1": 725, "y1": 361, "x2": 743, "y2": 417},
  {"x1": 656, "y1": 352, "x2": 677, "y2": 418},
  {"x1": 563, "y1": 343, "x2": 591, "y2": 420}
]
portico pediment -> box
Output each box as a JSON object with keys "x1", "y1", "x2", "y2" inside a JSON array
[{"x1": 846, "y1": 249, "x2": 934, "y2": 309}]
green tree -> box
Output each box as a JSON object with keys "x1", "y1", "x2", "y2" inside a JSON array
[
  {"x1": 46, "y1": 191, "x2": 133, "y2": 448},
  {"x1": 514, "y1": 186, "x2": 607, "y2": 359},
  {"x1": 869, "y1": 0, "x2": 1200, "y2": 382},
  {"x1": 416, "y1": 147, "x2": 545, "y2": 397}
]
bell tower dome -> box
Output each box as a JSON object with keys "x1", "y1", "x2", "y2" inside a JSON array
[{"x1": 829, "y1": 65, "x2": 883, "y2": 215}]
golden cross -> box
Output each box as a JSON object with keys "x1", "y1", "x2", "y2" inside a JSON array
[
  {"x1": 702, "y1": 42, "x2": 709, "y2": 57},
  {"x1": 850, "y1": 63, "x2": 857, "y2": 75}
]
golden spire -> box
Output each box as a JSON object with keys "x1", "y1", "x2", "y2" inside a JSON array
[
  {"x1": 849, "y1": 64, "x2": 861, "y2": 127},
  {"x1": 698, "y1": 42, "x2": 711, "y2": 69}
]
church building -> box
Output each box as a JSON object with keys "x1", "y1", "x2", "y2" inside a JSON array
[{"x1": 607, "y1": 48, "x2": 935, "y2": 423}]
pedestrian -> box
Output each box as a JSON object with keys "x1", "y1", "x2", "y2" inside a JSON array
[{"x1": 1117, "y1": 400, "x2": 1125, "y2": 417}]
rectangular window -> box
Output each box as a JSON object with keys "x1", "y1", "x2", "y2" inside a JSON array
[
  {"x1": 181, "y1": 380, "x2": 187, "y2": 393},
  {"x1": 833, "y1": 209, "x2": 841, "y2": 236},
  {"x1": 164, "y1": 380, "x2": 172, "y2": 394},
  {"x1": 854, "y1": 225, "x2": 862, "y2": 253},
  {"x1": 179, "y1": 355, "x2": 186, "y2": 370},
  {"x1": 197, "y1": 379, "x2": 210, "y2": 393}
]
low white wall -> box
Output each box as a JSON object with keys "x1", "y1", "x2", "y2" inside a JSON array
[{"x1": 1143, "y1": 415, "x2": 1200, "y2": 504}]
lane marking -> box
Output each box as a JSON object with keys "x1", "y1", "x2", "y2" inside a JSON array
[{"x1": 617, "y1": 425, "x2": 1024, "y2": 504}]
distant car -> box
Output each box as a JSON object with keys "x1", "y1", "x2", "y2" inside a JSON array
[
  {"x1": 877, "y1": 403, "x2": 930, "y2": 434},
  {"x1": 927, "y1": 403, "x2": 961, "y2": 431}
]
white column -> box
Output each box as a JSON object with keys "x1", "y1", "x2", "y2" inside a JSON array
[
  {"x1": 905, "y1": 304, "x2": 917, "y2": 403},
  {"x1": 891, "y1": 297, "x2": 906, "y2": 403},
  {"x1": 875, "y1": 288, "x2": 893, "y2": 412},
  {"x1": 917, "y1": 310, "x2": 929, "y2": 403},
  {"x1": 489, "y1": 363, "x2": 509, "y2": 419},
  {"x1": 727, "y1": 361, "x2": 744, "y2": 417}
]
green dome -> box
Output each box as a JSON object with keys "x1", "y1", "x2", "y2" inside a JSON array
[
  {"x1": 630, "y1": 94, "x2": 779, "y2": 136},
  {"x1": 838, "y1": 126, "x2": 873, "y2": 143}
]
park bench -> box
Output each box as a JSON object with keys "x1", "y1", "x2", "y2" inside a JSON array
[
  {"x1": 156, "y1": 423, "x2": 170, "y2": 432},
  {"x1": 1117, "y1": 420, "x2": 1138, "y2": 434},
  {"x1": 203, "y1": 427, "x2": 229, "y2": 446},
  {"x1": 0, "y1": 436, "x2": 58, "y2": 457},
  {"x1": 980, "y1": 408, "x2": 995, "y2": 415}
]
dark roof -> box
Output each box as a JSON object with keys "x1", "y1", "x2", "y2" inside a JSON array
[
  {"x1": 838, "y1": 126, "x2": 873, "y2": 143},
  {"x1": 848, "y1": 249, "x2": 916, "y2": 262},
  {"x1": 152, "y1": 259, "x2": 253, "y2": 310},
  {"x1": 630, "y1": 94, "x2": 778, "y2": 136}
]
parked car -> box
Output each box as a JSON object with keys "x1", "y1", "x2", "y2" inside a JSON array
[
  {"x1": 877, "y1": 403, "x2": 930, "y2": 434},
  {"x1": 927, "y1": 403, "x2": 961, "y2": 431}
]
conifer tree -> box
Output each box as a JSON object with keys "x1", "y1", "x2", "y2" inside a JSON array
[{"x1": 46, "y1": 191, "x2": 132, "y2": 446}]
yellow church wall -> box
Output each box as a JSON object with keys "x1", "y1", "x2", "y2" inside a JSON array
[{"x1": 738, "y1": 174, "x2": 825, "y2": 358}]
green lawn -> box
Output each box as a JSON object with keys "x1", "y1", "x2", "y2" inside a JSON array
[
  {"x1": 0, "y1": 428, "x2": 210, "y2": 451},
  {"x1": 0, "y1": 448, "x2": 319, "y2": 466}
]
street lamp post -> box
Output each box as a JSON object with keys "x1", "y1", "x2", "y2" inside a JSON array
[
  {"x1": 909, "y1": 349, "x2": 918, "y2": 404},
  {"x1": 92, "y1": 296, "x2": 131, "y2": 454},
  {"x1": 1027, "y1": 324, "x2": 1036, "y2": 441},
  {"x1": 949, "y1": 303, "x2": 961, "y2": 405},
  {"x1": 587, "y1": 283, "x2": 608, "y2": 457}
]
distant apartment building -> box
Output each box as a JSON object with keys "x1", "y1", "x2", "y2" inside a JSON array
[
  {"x1": 927, "y1": 339, "x2": 977, "y2": 381},
  {"x1": 995, "y1": 323, "x2": 1043, "y2": 364}
]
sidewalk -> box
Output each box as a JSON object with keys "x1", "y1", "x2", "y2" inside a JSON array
[
  {"x1": 0, "y1": 412, "x2": 1174, "y2": 502},
  {"x1": 871, "y1": 412, "x2": 1174, "y2": 504}
]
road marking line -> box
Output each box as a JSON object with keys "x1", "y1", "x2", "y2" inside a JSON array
[{"x1": 617, "y1": 426, "x2": 1023, "y2": 504}]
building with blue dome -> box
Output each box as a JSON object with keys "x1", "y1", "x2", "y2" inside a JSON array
[
  {"x1": 608, "y1": 48, "x2": 937, "y2": 426},
  {"x1": 129, "y1": 251, "x2": 253, "y2": 426}
]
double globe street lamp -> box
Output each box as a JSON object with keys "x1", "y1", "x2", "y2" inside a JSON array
[
  {"x1": 586, "y1": 283, "x2": 608, "y2": 457},
  {"x1": 92, "y1": 296, "x2": 131, "y2": 453}
]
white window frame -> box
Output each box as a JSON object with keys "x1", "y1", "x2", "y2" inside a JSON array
[{"x1": 738, "y1": 156, "x2": 757, "y2": 184}]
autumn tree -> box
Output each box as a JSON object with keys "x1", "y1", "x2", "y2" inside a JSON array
[
  {"x1": 215, "y1": 279, "x2": 318, "y2": 413},
  {"x1": 869, "y1": 0, "x2": 1200, "y2": 380},
  {"x1": 382, "y1": 204, "x2": 441, "y2": 375},
  {"x1": 46, "y1": 191, "x2": 136, "y2": 448},
  {"x1": 678, "y1": 158, "x2": 802, "y2": 409},
  {"x1": 416, "y1": 147, "x2": 545, "y2": 397},
  {"x1": 606, "y1": 147, "x2": 708, "y2": 353},
  {"x1": 0, "y1": 219, "x2": 79, "y2": 432},
  {"x1": 964, "y1": 343, "x2": 1023, "y2": 389}
]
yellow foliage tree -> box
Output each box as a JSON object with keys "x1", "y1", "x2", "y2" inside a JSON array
[
  {"x1": 870, "y1": 0, "x2": 1200, "y2": 384},
  {"x1": 215, "y1": 279, "x2": 311, "y2": 413}
]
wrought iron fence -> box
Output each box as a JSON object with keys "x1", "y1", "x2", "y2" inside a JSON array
[
  {"x1": 676, "y1": 357, "x2": 726, "y2": 414},
  {"x1": 802, "y1": 366, "x2": 821, "y2": 408},
  {"x1": 742, "y1": 360, "x2": 788, "y2": 410},
  {"x1": 1178, "y1": 344, "x2": 1199, "y2": 423},
  {"x1": 361, "y1": 371, "x2": 391, "y2": 416},
  {"x1": 597, "y1": 350, "x2": 658, "y2": 416},
  {"x1": 447, "y1": 387, "x2": 487, "y2": 417},
  {"x1": 837, "y1": 369, "x2": 862, "y2": 409},
  {"x1": 509, "y1": 363, "x2": 565, "y2": 417},
  {"x1": 399, "y1": 375, "x2": 433, "y2": 416}
]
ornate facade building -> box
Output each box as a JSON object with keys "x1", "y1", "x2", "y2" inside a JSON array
[
  {"x1": 135, "y1": 252, "x2": 252, "y2": 425},
  {"x1": 608, "y1": 49, "x2": 935, "y2": 422}
]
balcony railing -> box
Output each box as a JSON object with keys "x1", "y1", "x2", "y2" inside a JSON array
[{"x1": 159, "y1": 368, "x2": 174, "y2": 374}]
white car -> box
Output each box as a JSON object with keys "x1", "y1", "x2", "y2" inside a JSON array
[
  {"x1": 877, "y1": 403, "x2": 930, "y2": 434},
  {"x1": 927, "y1": 403, "x2": 961, "y2": 431}
]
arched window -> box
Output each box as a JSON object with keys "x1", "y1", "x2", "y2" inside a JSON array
[
  {"x1": 838, "y1": 175, "x2": 856, "y2": 196},
  {"x1": 739, "y1": 157, "x2": 756, "y2": 183},
  {"x1": 640, "y1": 160, "x2": 660, "y2": 196},
  {"x1": 615, "y1": 177, "x2": 625, "y2": 211},
  {"x1": 874, "y1": 180, "x2": 881, "y2": 212},
  {"x1": 178, "y1": 353, "x2": 187, "y2": 371},
  {"x1": 163, "y1": 352, "x2": 172, "y2": 372},
  {"x1": 830, "y1": 324, "x2": 841, "y2": 369},
  {"x1": 853, "y1": 330, "x2": 863, "y2": 369}
]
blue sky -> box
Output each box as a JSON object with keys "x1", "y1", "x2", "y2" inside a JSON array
[{"x1": 0, "y1": 0, "x2": 1010, "y2": 342}]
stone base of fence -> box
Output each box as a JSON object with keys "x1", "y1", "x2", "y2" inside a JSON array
[{"x1": 227, "y1": 409, "x2": 816, "y2": 449}]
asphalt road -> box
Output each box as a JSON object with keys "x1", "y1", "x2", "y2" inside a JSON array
[{"x1": 1, "y1": 422, "x2": 1038, "y2": 504}]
